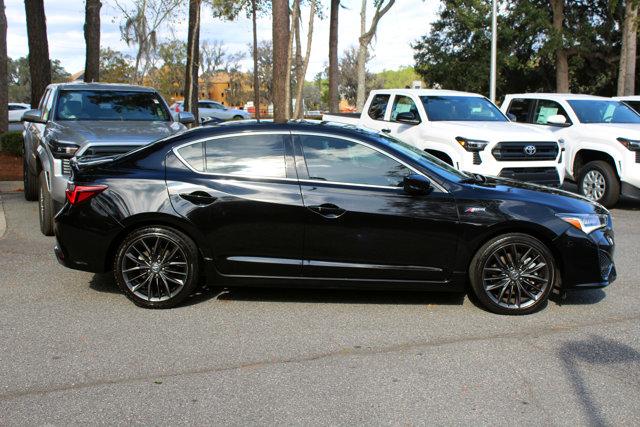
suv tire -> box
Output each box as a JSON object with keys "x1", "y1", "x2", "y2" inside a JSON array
[
  {"x1": 577, "y1": 160, "x2": 620, "y2": 207},
  {"x1": 38, "y1": 171, "x2": 54, "y2": 236},
  {"x1": 23, "y1": 155, "x2": 38, "y2": 201}
]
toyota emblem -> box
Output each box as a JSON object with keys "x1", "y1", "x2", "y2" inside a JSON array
[{"x1": 524, "y1": 145, "x2": 537, "y2": 156}]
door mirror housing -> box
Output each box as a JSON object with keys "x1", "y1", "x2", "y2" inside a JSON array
[
  {"x1": 506, "y1": 112, "x2": 517, "y2": 121},
  {"x1": 178, "y1": 112, "x2": 195, "y2": 125},
  {"x1": 23, "y1": 109, "x2": 45, "y2": 124},
  {"x1": 547, "y1": 114, "x2": 570, "y2": 127},
  {"x1": 395, "y1": 111, "x2": 421, "y2": 125},
  {"x1": 403, "y1": 174, "x2": 432, "y2": 196}
]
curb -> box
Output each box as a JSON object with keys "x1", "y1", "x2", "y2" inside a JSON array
[{"x1": 0, "y1": 181, "x2": 22, "y2": 240}]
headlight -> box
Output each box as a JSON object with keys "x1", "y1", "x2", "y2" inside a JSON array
[
  {"x1": 556, "y1": 213, "x2": 609, "y2": 234},
  {"x1": 455, "y1": 136, "x2": 489, "y2": 152},
  {"x1": 616, "y1": 137, "x2": 640, "y2": 151},
  {"x1": 48, "y1": 139, "x2": 79, "y2": 159}
]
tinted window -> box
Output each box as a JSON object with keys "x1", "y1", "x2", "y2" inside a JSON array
[
  {"x1": 568, "y1": 99, "x2": 640, "y2": 124},
  {"x1": 55, "y1": 90, "x2": 171, "y2": 121},
  {"x1": 177, "y1": 134, "x2": 286, "y2": 178},
  {"x1": 532, "y1": 99, "x2": 571, "y2": 125},
  {"x1": 420, "y1": 96, "x2": 507, "y2": 122},
  {"x1": 506, "y1": 98, "x2": 534, "y2": 123},
  {"x1": 390, "y1": 95, "x2": 420, "y2": 122},
  {"x1": 300, "y1": 135, "x2": 411, "y2": 187},
  {"x1": 8, "y1": 105, "x2": 27, "y2": 111},
  {"x1": 367, "y1": 94, "x2": 390, "y2": 120},
  {"x1": 623, "y1": 100, "x2": 640, "y2": 114}
]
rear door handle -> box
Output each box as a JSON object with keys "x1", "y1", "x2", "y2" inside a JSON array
[
  {"x1": 308, "y1": 203, "x2": 346, "y2": 219},
  {"x1": 381, "y1": 128, "x2": 391, "y2": 133},
  {"x1": 179, "y1": 191, "x2": 217, "y2": 206}
]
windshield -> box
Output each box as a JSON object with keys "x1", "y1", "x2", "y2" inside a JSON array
[
  {"x1": 376, "y1": 132, "x2": 471, "y2": 182},
  {"x1": 55, "y1": 90, "x2": 171, "y2": 121},
  {"x1": 420, "y1": 95, "x2": 507, "y2": 122},
  {"x1": 567, "y1": 100, "x2": 640, "y2": 124}
]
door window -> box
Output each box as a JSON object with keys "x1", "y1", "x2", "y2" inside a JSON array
[
  {"x1": 367, "y1": 94, "x2": 390, "y2": 120},
  {"x1": 506, "y1": 98, "x2": 534, "y2": 123},
  {"x1": 176, "y1": 134, "x2": 287, "y2": 178},
  {"x1": 532, "y1": 99, "x2": 571, "y2": 125},
  {"x1": 390, "y1": 95, "x2": 420, "y2": 123},
  {"x1": 300, "y1": 135, "x2": 411, "y2": 187}
]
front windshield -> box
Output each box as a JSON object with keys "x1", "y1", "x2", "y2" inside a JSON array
[
  {"x1": 376, "y1": 132, "x2": 471, "y2": 182},
  {"x1": 420, "y1": 95, "x2": 507, "y2": 122},
  {"x1": 568, "y1": 100, "x2": 640, "y2": 124},
  {"x1": 55, "y1": 90, "x2": 171, "y2": 121}
]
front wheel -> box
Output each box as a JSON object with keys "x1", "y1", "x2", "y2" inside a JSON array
[
  {"x1": 23, "y1": 155, "x2": 38, "y2": 201},
  {"x1": 113, "y1": 226, "x2": 200, "y2": 309},
  {"x1": 577, "y1": 160, "x2": 620, "y2": 207},
  {"x1": 469, "y1": 233, "x2": 556, "y2": 315},
  {"x1": 38, "y1": 171, "x2": 54, "y2": 236}
]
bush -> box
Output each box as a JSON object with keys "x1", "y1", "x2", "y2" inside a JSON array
[{"x1": 0, "y1": 131, "x2": 24, "y2": 156}]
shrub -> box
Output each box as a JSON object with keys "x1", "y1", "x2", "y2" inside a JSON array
[{"x1": 0, "y1": 131, "x2": 24, "y2": 156}]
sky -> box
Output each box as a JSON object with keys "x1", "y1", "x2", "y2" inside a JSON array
[{"x1": 5, "y1": 0, "x2": 438, "y2": 77}]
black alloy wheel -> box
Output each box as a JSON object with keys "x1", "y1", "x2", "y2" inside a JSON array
[
  {"x1": 114, "y1": 226, "x2": 200, "y2": 309},
  {"x1": 470, "y1": 233, "x2": 556, "y2": 315}
]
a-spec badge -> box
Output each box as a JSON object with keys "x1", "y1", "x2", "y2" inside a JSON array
[{"x1": 465, "y1": 207, "x2": 487, "y2": 213}]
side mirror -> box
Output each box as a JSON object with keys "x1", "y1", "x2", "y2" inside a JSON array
[
  {"x1": 23, "y1": 109, "x2": 45, "y2": 124},
  {"x1": 178, "y1": 112, "x2": 195, "y2": 125},
  {"x1": 403, "y1": 174, "x2": 432, "y2": 196},
  {"x1": 396, "y1": 111, "x2": 421, "y2": 125},
  {"x1": 506, "y1": 112, "x2": 517, "y2": 121},
  {"x1": 547, "y1": 114, "x2": 570, "y2": 127}
]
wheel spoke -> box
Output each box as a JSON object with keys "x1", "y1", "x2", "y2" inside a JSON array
[
  {"x1": 162, "y1": 274, "x2": 184, "y2": 286},
  {"x1": 122, "y1": 266, "x2": 147, "y2": 273},
  {"x1": 160, "y1": 274, "x2": 172, "y2": 297},
  {"x1": 125, "y1": 252, "x2": 147, "y2": 266},
  {"x1": 486, "y1": 278, "x2": 510, "y2": 291},
  {"x1": 131, "y1": 273, "x2": 153, "y2": 293}
]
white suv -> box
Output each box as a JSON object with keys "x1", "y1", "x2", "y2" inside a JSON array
[{"x1": 502, "y1": 93, "x2": 640, "y2": 207}]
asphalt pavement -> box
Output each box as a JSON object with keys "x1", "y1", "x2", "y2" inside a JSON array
[{"x1": 0, "y1": 184, "x2": 639, "y2": 425}]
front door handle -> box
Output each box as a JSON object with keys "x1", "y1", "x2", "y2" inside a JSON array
[
  {"x1": 308, "y1": 203, "x2": 346, "y2": 219},
  {"x1": 381, "y1": 128, "x2": 391, "y2": 133},
  {"x1": 179, "y1": 191, "x2": 217, "y2": 206}
]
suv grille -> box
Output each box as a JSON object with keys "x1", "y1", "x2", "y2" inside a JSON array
[
  {"x1": 79, "y1": 145, "x2": 138, "y2": 159},
  {"x1": 599, "y1": 250, "x2": 614, "y2": 279},
  {"x1": 636, "y1": 151, "x2": 640, "y2": 163},
  {"x1": 498, "y1": 167, "x2": 560, "y2": 187},
  {"x1": 492, "y1": 141, "x2": 559, "y2": 161},
  {"x1": 61, "y1": 159, "x2": 72, "y2": 175}
]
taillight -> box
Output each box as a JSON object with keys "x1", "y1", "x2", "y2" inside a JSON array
[{"x1": 65, "y1": 183, "x2": 107, "y2": 205}]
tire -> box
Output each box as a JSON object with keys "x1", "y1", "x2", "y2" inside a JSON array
[
  {"x1": 469, "y1": 233, "x2": 556, "y2": 315},
  {"x1": 577, "y1": 160, "x2": 620, "y2": 207},
  {"x1": 23, "y1": 155, "x2": 38, "y2": 201},
  {"x1": 113, "y1": 226, "x2": 200, "y2": 309},
  {"x1": 38, "y1": 171, "x2": 54, "y2": 236}
]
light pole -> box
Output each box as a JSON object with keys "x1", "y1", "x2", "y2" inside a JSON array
[{"x1": 489, "y1": 0, "x2": 497, "y2": 103}]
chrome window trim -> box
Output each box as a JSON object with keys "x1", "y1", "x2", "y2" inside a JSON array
[{"x1": 172, "y1": 130, "x2": 447, "y2": 193}]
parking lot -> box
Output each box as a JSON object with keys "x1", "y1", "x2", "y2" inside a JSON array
[{"x1": 0, "y1": 182, "x2": 639, "y2": 425}]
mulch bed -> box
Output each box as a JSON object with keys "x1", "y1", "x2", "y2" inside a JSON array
[{"x1": 0, "y1": 153, "x2": 22, "y2": 181}]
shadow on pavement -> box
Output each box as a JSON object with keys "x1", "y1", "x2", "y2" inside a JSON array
[
  {"x1": 550, "y1": 289, "x2": 607, "y2": 306},
  {"x1": 559, "y1": 336, "x2": 640, "y2": 426}
]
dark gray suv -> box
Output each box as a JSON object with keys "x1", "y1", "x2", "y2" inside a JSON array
[{"x1": 22, "y1": 82, "x2": 194, "y2": 235}]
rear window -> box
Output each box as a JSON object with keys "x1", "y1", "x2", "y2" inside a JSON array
[
  {"x1": 55, "y1": 90, "x2": 171, "y2": 121},
  {"x1": 368, "y1": 94, "x2": 390, "y2": 120}
]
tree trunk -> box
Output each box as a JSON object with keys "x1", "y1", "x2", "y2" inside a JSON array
[
  {"x1": 618, "y1": 0, "x2": 638, "y2": 96},
  {"x1": 252, "y1": 0, "x2": 260, "y2": 119},
  {"x1": 24, "y1": 0, "x2": 51, "y2": 108},
  {"x1": 284, "y1": 0, "x2": 299, "y2": 119},
  {"x1": 272, "y1": 0, "x2": 290, "y2": 123},
  {"x1": 328, "y1": 0, "x2": 339, "y2": 113},
  {"x1": 294, "y1": 0, "x2": 316, "y2": 119},
  {"x1": 84, "y1": 0, "x2": 101, "y2": 82},
  {"x1": 0, "y1": 0, "x2": 7, "y2": 133},
  {"x1": 184, "y1": 0, "x2": 201, "y2": 124},
  {"x1": 550, "y1": 0, "x2": 569, "y2": 93}
]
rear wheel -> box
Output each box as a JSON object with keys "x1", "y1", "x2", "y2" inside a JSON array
[
  {"x1": 114, "y1": 226, "x2": 200, "y2": 309},
  {"x1": 577, "y1": 160, "x2": 620, "y2": 207},
  {"x1": 23, "y1": 155, "x2": 38, "y2": 201},
  {"x1": 233, "y1": 115, "x2": 244, "y2": 120},
  {"x1": 469, "y1": 233, "x2": 555, "y2": 315},
  {"x1": 38, "y1": 171, "x2": 54, "y2": 236}
]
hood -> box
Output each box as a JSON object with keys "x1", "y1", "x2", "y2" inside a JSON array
[
  {"x1": 49, "y1": 120, "x2": 186, "y2": 146},
  {"x1": 464, "y1": 175, "x2": 607, "y2": 215},
  {"x1": 427, "y1": 121, "x2": 556, "y2": 142},
  {"x1": 581, "y1": 123, "x2": 640, "y2": 139}
]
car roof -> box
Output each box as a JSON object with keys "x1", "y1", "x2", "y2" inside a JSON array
[
  {"x1": 48, "y1": 81, "x2": 158, "y2": 92},
  {"x1": 370, "y1": 88, "x2": 485, "y2": 98},
  {"x1": 612, "y1": 95, "x2": 640, "y2": 101},
  {"x1": 505, "y1": 93, "x2": 612, "y2": 102}
]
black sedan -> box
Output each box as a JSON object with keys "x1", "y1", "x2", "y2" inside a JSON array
[{"x1": 53, "y1": 121, "x2": 616, "y2": 314}]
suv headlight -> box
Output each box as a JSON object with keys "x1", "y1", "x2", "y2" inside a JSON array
[
  {"x1": 556, "y1": 213, "x2": 609, "y2": 234},
  {"x1": 616, "y1": 137, "x2": 640, "y2": 151},
  {"x1": 48, "y1": 139, "x2": 79, "y2": 159},
  {"x1": 455, "y1": 137, "x2": 489, "y2": 152}
]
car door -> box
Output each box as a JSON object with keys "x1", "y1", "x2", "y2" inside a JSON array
[
  {"x1": 166, "y1": 131, "x2": 306, "y2": 277},
  {"x1": 197, "y1": 102, "x2": 215, "y2": 119},
  {"x1": 293, "y1": 132, "x2": 459, "y2": 282},
  {"x1": 25, "y1": 89, "x2": 52, "y2": 168},
  {"x1": 359, "y1": 93, "x2": 392, "y2": 132},
  {"x1": 527, "y1": 99, "x2": 574, "y2": 176},
  {"x1": 212, "y1": 102, "x2": 232, "y2": 120},
  {"x1": 382, "y1": 94, "x2": 426, "y2": 142}
]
